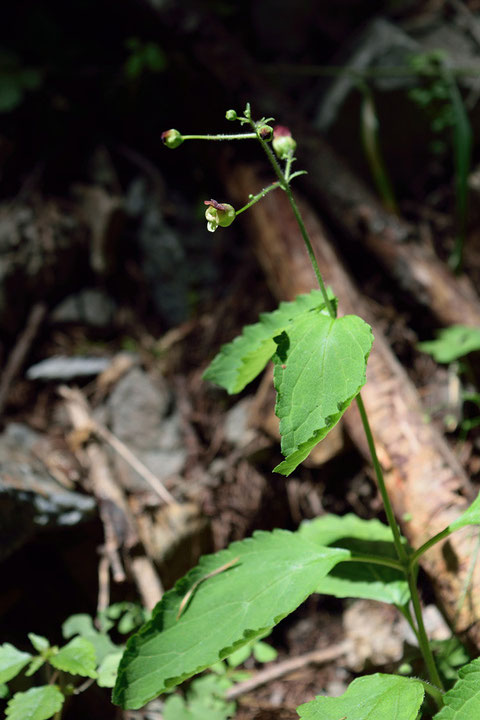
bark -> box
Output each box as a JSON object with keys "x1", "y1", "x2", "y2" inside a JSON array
[{"x1": 226, "y1": 164, "x2": 480, "y2": 649}]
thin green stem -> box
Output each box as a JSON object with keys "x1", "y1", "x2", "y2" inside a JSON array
[
  {"x1": 284, "y1": 152, "x2": 294, "y2": 183},
  {"x1": 398, "y1": 603, "x2": 421, "y2": 644},
  {"x1": 418, "y1": 679, "x2": 444, "y2": 710},
  {"x1": 182, "y1": 133, "x2": 257, "y2": 141},
  {"x1": 407, "y1": 570, "x2": 444, "y2": 690},
  {"x1": 252, "y1": 127, "x2": 336, "y2": 318},
  {"x1": 356, "y1": 394, "x2": 408, "y2": 564},
  {"x1": 235, "y1": 182, "x2": 281, "y2": 215},
  {"x1": 409, "y1": 527, "x2": 451, "y2": 569},
  {"x1": 343, "y1": 554, "x2": 406, "y2": 572}
]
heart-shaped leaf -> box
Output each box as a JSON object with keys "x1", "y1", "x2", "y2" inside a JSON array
[{"x1": 274, "y1": 312, "x2": 373, "y2": 475}]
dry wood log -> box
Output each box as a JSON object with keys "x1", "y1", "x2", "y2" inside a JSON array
[
  {"x1": 153, "y1": 4, "x2": 480, "y2": 328},
  {"x1": 226, "y1": 164, "x2": 480, "y2": 650}
]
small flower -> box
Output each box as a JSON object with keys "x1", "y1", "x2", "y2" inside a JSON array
[
  {"x1": 225, "y1": 109, "x2": 237, "y2": 121},
  {"x1": 204, "y1": 199, "x2": 236, "y2": 232},
  {"x1": 161, "y1": 129, "x2": 184, "y2": 149},
  {"x1": 258, "y1": 124, "x2": 273, "y2": 140},
  {"x1": 272, "y1": 125, "x2": 296, "y2": 159}
]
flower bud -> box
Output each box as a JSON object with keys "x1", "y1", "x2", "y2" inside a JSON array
[
  {"x1": 161, "y1": 129, "x2": 184, "y2": 149},
  {"x1": 225, "y1": 109, "x2": 237, "y2": 121},
  {"x1": 272, "y1": 125, "x2": 296, "y2": 159},
  {"x1": 258, "y1": 124, "x2": 273, "y2": 140},
  {"x1": 204, "y1": 199, "x2": 236, "y2": 232}
]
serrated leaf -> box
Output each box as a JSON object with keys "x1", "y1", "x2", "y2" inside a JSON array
[
  {"x1": 28, "y1": 634, "x2": 50, "y2": 654},
  {"x1": 0, "y1": 643, "x2": 32, "y2": 683},
  {"x1": 434, "y1": 657, "x2": 480, "y2": 718},
  {"x1": 203, "y1": 290, "x2": 334, "y2": 394},
  {"x1": 297, "y1": 673, "x2": 424, "y2": 720},
  {"x1": 62, "y1": 614, "x2": 118, "y2": 663},
  {"x1": 298, "y1": 514, "x2": 409, "y2": 606},
  {"x1": 5, "y1": 686, "x2": 64, "y2": 720},
  {"x1": 273, "y1": 313, "x2": 373, "y2": 475},
  {"x1": 113, "y1": 530, "x2": 349, "y2": 709},
  {"x1": 418, "y1": 326, "x2": 480, "y2": 363},
  {"x1": 50, "y1": 637, "x2": 97, "y2": 678},
  {"x1": 97, "y1": 650, "x2": 123, "y2": 687}
]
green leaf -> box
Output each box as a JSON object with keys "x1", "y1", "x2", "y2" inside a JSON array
[
  {"x1": 253, "y1": 640, "x2": 278, "y2": 663},
  {"x1": 25, "y1": 657, "x2": 46, "y2": 677},
  {"x1": 28, "y1": 634, "x2": 50, "y2": 654},
  {"x1": 113, "y1": 530, "x2": 349, "y2": 709},
  {"x1": 226, "y1": 644, "x2": 252, "y2": 668},
  {"x1": 273, "y1": 313, "x2": 373, "y2": 475},
  {"x1": 50, "y1": 637, "x2": 97, "y2": 678},
  {"x1": 297, "y1": 674, "x2": 424, "y2": 720},
  {"x1": 418, "y1": 326, "x2": 480, "y2": 363},
  {"x1": 5, "y1": 686, "x2": 64, "y2": 720},
  {"x1": 434, "y1": 658, "x2": 480, "y2": 718},
  {"x1": 97, "y1": 651, "x2": 123, "y2": 688},
  {"x1": 0, "y1": 643, "x2": 32, "y2": 683},
  {"x1": 298, "y1": 514, "x2": 409, "y2": 606},
  {"x1": 203, "y1": 290, "x2": 333, "y2": 394},
  {"x1": 448, "y1": 493, "x2": 480, "y2": 532},
  {"x1": 62, "y1": 614, "x2": 118, "y2": 663}
]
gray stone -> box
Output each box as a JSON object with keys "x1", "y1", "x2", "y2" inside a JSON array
[
  {"x1": 106, "y1": 367, "x2": 170, "y2": 449},
  {"x1": 26, "y1": 355, "x2": 111, "y2": 381},
  {"x1": 51, "y1": 288, "x2": 116, "y2": 327},
  {"x1": 0, "y1": 423, "x2": 97, "y2": 561}
]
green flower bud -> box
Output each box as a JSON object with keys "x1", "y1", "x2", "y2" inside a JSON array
[
  {"x1": 161, "y1": 129, "x2": 184, "y2": 149},
  {"x1": 258, "y1": 124, "x2": 273, "y2": 140},
  {"x1": 272, "y1": 125, "x2": 296, "y2": 159},
  {"x1": 225, "y1": 109, "x2": 237, "y2": 121},
  {"x1": 204, "y1": 199, "x2": 236, "y2": 233}
]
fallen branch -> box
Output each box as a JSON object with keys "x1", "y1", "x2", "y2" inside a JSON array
[{"x1": 225, "y1": 641, "x2": 350, "y2": 701}]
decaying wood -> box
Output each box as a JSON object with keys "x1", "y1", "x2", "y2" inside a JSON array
[
  {"x1": 226, "y1": 165, "x2": 480, "y2": 649},
  {"x1": 59, "y1": 386, "x2": 164, "y2": 611},
  {"x1": 155, "y1": 4, "x2": 480, "y2": 328}
]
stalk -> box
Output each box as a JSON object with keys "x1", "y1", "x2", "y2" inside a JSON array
[{"x1": 252, "y1": 121, "x2": 445, "y2": 688}]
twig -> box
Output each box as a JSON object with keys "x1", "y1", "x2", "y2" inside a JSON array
[
  {"x1": 59, "y1": 386, "x2": 164, "y2": 610},
  {"x1": 95, "y1": 422, "x2": 176, "y2": 505},
  {"x1": 0, "y1": 302, "x2": 47, "y2": 416},
  {"x1": 225, "y1": 640, "x2": 350, "y2": 701}
]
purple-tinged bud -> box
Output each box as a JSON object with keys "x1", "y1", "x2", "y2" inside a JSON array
[
  {"x1": 204, "y1": 199, "x2": 236, "y2": 232},
  {"x1": 161, "y1": 129, "x2": 184, "y2": 149},
  {"x1": 272, "y1": 125, "x2": 296, "y2": 159},
  {"x1": 258, "y1": 125, "x2": 273, "y2": 140}
]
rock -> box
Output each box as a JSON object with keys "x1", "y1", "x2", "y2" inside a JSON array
[
  {"x1": 105, "y1": 367, "x2": 186, "y2": 491},
  {"x1": 0, "y1": 423, "x2": 97, "y2": 561},
  {"x1": 26, "y1": 355, "x2": 111, "y2": 381},
  {"x1": 224, "y1": 398, "x2": 257, "y2": 448},
  {"x1": 51, "y1": 288, "x2": 116, "y2": 327}
]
